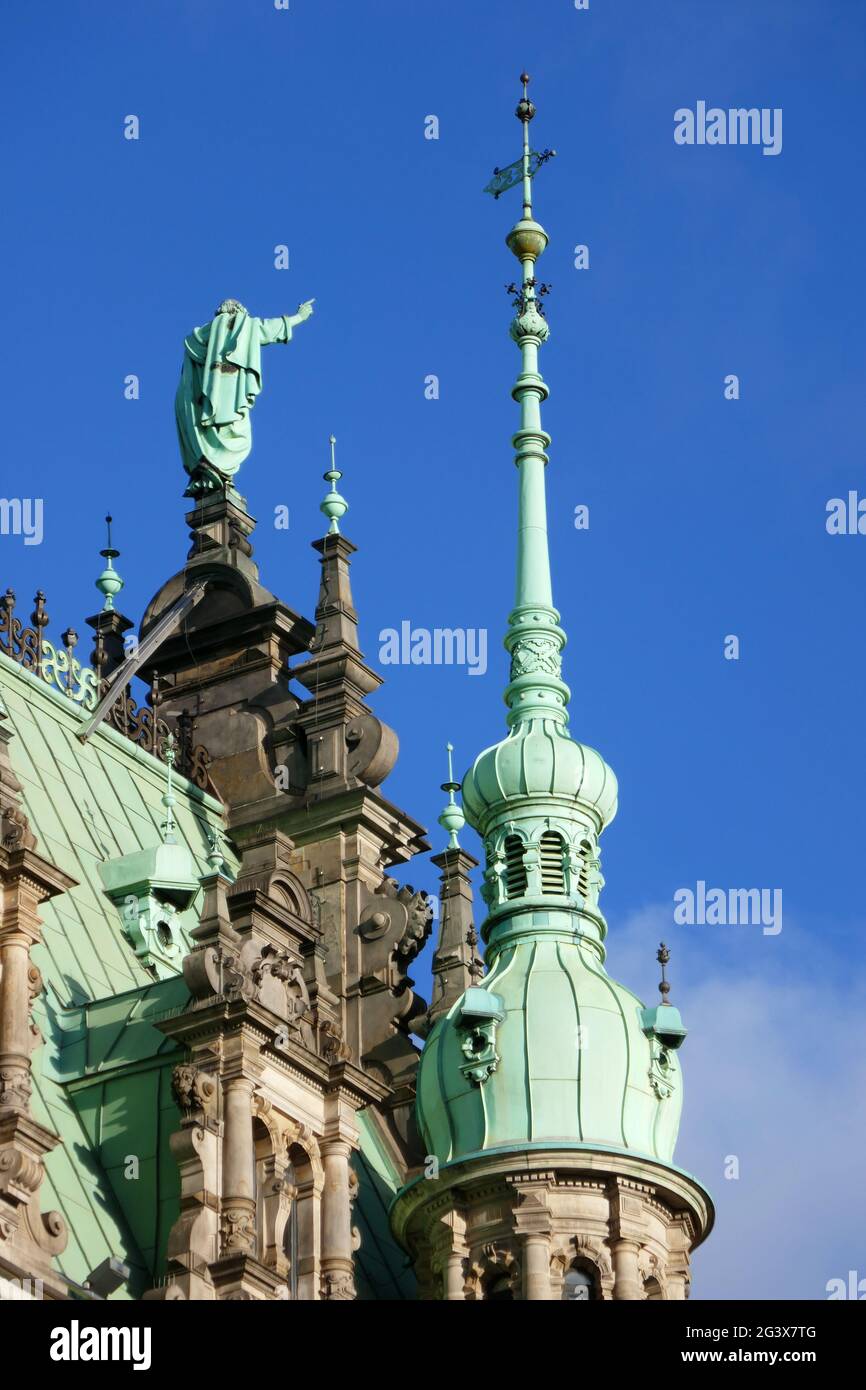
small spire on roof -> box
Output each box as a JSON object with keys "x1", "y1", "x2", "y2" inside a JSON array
[
  {"x1": 95, "y1": 514, "x2": 124, "y2": 612},
  {"x1": 206, "y1": 825, "x2": 226, "y2": 874},
  {"x1": 438, "y1": 742, "x2": 465, "y2": 850},
  {"x1": 657, "y1": 941, "x2": 672, "y2": 1005},
  {"x1": 161, "y1": 732, "x2": 177, "y2": 844},
  {"x1": 320, "y1": 435, "x2": 348, "y2": 535}
]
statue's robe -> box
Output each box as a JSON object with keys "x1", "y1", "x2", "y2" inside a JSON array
[{"x1": 175, "y1": 311, "x2": 295, "y2": 493}]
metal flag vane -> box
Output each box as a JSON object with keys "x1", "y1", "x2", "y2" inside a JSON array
[
  {"x1": 484, "y1": 149, "x2": 556, "y2": 199},
  {"x1": 483, "y1": 72, "x2": 556, "y2": 199}
]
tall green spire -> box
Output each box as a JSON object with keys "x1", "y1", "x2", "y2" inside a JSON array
[
  {"x1": 502, "y1": 74, "x2": 569, "y2": 730},
  {"x1": 462, "y1": 74, "x2": 618, "y2": 958},
  {"x1": 402, "y1": 79, "x2": 710, "y2": 1284}
]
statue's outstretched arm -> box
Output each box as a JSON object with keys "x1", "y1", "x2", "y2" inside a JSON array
[
  {"x1": 286, "y1": 298, "x2": 315, "y2": 329},
  {"x1": 259, "y1": 300, "x2": 315, "y2": 344}
]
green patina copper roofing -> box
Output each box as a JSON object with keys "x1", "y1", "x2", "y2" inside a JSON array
[
  {"x1": 416, "y1": 931, "x2": 684, "y2": 1165},
  {"x1": 1, "y1": 652, "x2": 229, "y2": 1295},
  {"x1": 352, "y1": 1110, "x2": 416, "y2": 1300},
  {"x1": 2, "y1": 650, "x2": 414, "y2": 1300},
  {"x1": 412, "y1": 77, "x2": 690, "y2": 1177}
]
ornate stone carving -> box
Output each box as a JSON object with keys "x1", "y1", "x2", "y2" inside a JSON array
[
  {"x1": 0, "y1": 1065, "x2": 31, "y2": 1113},
  {"x1": 0, "y1": 805, "x2": 35, "y2": 853},
  {"x1": 319, "y1": 1019, "x2": 352, "y2": 1064},
  {"x1": 184, "y1": 936, "x2": 315, "y2": 1044},
  {"x1": 321, "y1": 1269, "x2": 356, "y2": 1301},
  {"x1": 171, "y1": 1065, "x2": 217, "y2": 1120},
  {"x1": 220, "y1": 1206, "x2": 256, "y2": 1255},
  {"x1": 464, "y1": 1243, "x2": 521, "y2": 1301},
  {"x1": 638, "y1": 1246, "x2": 668, "y2": 1297},
  {"x1": 354, "y1": 877, "x2": 433, "y2": 1053},
  {"x1": 358, "y1": 878, "x2": 434, "y2": 966},
  {"x1": 573, "y1": 1232, "x2": 614, "y2": 1283}
]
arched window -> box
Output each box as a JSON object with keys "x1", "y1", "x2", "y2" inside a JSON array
[
  {"x1": 282, "y1": 1159, "x2": 299, "y2": 1300},
  {"x1": 504, "y1": 835, "x2": 527, "y2": 899},
  {"x1": 539, "y1": 831, "x2": 566, "y2": 894},
  {"x1": 287, "y1": 1143, "x2": 317, "y2": 1300},
  {"x1": 562, "y1": 1266, "x2": 595, "y2": 1302}
]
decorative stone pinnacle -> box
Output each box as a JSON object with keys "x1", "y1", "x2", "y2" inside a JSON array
[
  {"x1": 162, "y1": 732, "x2": 177, "y2": 844},
  {"x1": 320, "y1": 434, "x2": 348, "y2": 536},
  {"x1": 438, "y1": 741, "x2": 465, "y2": 850},
  {"x1": 96, "y1": 513, "x2": 124, "y2": 612},
  {"x1": 657, "y1": 941, "x2": 672, "y2": 1005},
  {"x1": 207, "y1": 825, "x2": 226, "y2": 874}
]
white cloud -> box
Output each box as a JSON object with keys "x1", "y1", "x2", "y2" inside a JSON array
[{"x1": 609, "y1": 902, "x2": 866, "y2": 1300}]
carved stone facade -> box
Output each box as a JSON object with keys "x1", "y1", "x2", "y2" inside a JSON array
[
  {"x1": 0, "y1": 699, "x2": 75, "y2": 1299},
  {"x1": 391, "y1": 1149, "x2": 712, "y2": 1301},
  {"x1": 131, "y1": 497, "x2": 426, "y2": 1299},
  {"x1": 0, "y1": 493, "x2": 429, "y2": 1301},
  {"x1": 0, "y1": 479, "x2": 712, "y2": 1301}
]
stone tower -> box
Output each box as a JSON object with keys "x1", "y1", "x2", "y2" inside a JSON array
[{"x1": 390, "y1": 76, "x2": 714, "y2": 1302}]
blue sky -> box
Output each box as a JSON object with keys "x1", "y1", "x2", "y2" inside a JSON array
[{"x1": 2, "y1": 1, "x2": 865, "y2": 1299}]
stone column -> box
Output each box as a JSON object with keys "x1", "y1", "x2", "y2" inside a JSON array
[
  {"x1": 612, "y1": 1238, "x2": 643, "y2": 1300},
  {"x1": 220, "y1": 1076, "x2": 256, "y2": 1255},
  {"x1": 320, "y1": 1139, "x2": 355, "y2": 1299},
  {"x1": 0, "y1": 929, "x2": 34, "y2": 1111},
  {"x1": 443, "y1": 1251, "x2": 466, "y2": 1300},
  {"x1": 429, "y1": 1211, "x2": 467, "y2": 1301},
  {"x1": 521, "y1": 1232, "x2": 552, "y2": 1300},
  {"x1": 667, "y1": 1217, "x2": 692, "y2": 1300},
  {"x1": 0, "y1": 842, "x2": 74, "y2": 1298},
  {"x1": 513, "y1": 1189, "x2": 552, "y2": 1300}
]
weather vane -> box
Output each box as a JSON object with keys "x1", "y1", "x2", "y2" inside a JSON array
[{"x1": 483, "y1": 72, "x2": 556, "y2": 199}]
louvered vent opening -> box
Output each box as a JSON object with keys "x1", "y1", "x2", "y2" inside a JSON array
[
  {"x1": 504, "y1": 835, "x2": 527, "y2": 899},
  {"x1": 540, "y1": 832, "x2": 566, "y2": 894},
  {"x1": 577, "y1": 840, "x2": 593, "y2": 898}
]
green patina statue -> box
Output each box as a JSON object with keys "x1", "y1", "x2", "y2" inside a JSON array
[{"x1": 175, "y1": 297, "x2": 314, "y2": 496}]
